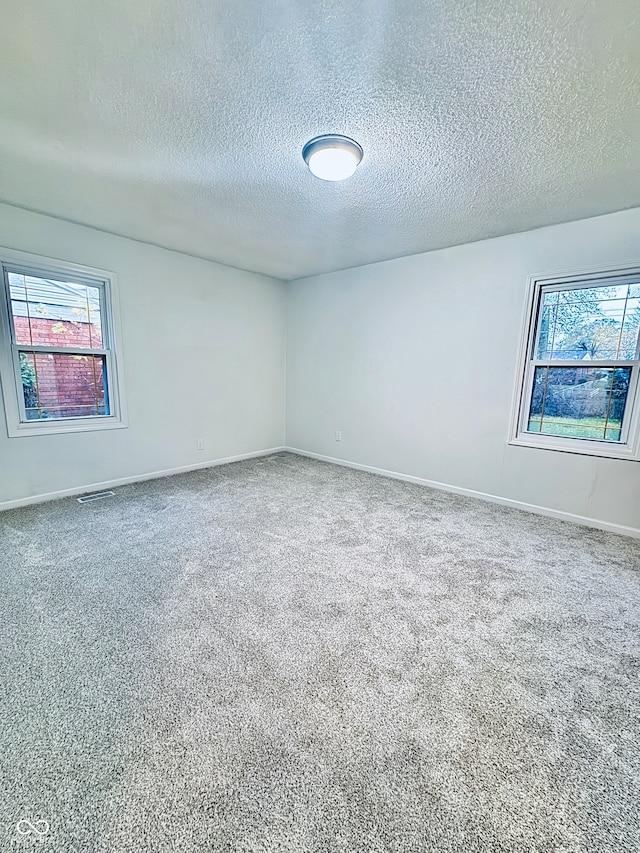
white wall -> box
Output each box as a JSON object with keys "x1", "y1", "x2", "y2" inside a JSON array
[
  {"x1": 286, "y1": 207, "x2": 640, "y2": 535},
  {"x1": 0, "y1": 203, "x2": 286, "y2": 506}
]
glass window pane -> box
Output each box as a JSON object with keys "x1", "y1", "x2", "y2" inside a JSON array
[
  {"x1": 9, "y1": 272, "x2": 103, "y2": 349},
  {"x1": 536, "y1": 301, "x2": 557, "y2": 360},
  {"x1": 527, "y1": 366, "x2": 631, "y2": 441},
  {"x1": 619, "y1": 297, "x2": 640, "y2": 359},
  {"x1": 20, "y1": 352, "x2": 109, "y2": 421},
  {"x1": 536, "y1": 283, "x2": 639, "y2": 361}
]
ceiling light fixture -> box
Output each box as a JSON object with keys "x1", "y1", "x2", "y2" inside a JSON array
[{"x1": 302, "y1": 134, "x2": 363, "y2": 182}]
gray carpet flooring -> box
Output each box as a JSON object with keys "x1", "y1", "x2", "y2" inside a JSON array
[{"x1": 1, "y1": 452, "x2": 639, "y2": 852}]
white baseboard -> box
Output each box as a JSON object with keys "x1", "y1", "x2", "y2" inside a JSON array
[
  {"x1": 0, "y1": 446, "x2": 286, "y2": 511},
  {"x1": 4, "y1": 444, "x2": 638, "y2": 539},
  {"x1": 286, "y1": 447, "x2": 640, "y2": 540}
]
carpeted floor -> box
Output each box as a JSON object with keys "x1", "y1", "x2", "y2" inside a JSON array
[{"x1": 1, "y1": 452, "x2": 639, "y2": 852}]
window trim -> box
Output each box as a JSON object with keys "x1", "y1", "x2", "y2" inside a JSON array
[
  {"x1": 0, "y1": 247, "x2": 127, "y2": 437},
  {"x1": 509, "y1": 264, "x2": 640, "y2": 461}
]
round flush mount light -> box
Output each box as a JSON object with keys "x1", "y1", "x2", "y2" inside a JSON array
[{"x1": 302, "y1": 134, "x2": 363, "y2": 181}]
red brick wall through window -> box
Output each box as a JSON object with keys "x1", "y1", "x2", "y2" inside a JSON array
[{"x1": 17, "y1": 317, "x2": 107, "y2": 418}]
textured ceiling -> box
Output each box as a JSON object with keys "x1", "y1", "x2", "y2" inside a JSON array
[{"x1": 0, "y1": 0, "x2": 638, "y2": 280}]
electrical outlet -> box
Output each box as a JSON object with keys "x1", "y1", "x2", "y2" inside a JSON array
[
  {"x1": 196, "y1": 438, "x2": 205, "y2": 451},
  {"x1": 335, "y1": 430, "x2": 342, "y2": 442}
]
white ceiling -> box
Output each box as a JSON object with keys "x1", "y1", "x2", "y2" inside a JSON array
[{"x1": 0, "y1": 0, "x2": 638, "y2": 280}]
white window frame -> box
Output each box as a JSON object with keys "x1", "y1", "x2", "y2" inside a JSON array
[
  {"x1": 0, "y1": 247, "x2": 127, "y2": 437},
  {"x1": 510, "y1": 265, "x2": 640, "y2": 461}
]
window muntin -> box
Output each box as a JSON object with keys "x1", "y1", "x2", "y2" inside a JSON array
[
  {"x1": 0, "y1": 253, "x2": 125, "y2": 436},
  {"x1": 514, "y1": 271, "x2": 640, "y2": 459}
]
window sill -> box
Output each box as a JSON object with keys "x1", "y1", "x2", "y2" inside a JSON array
[
  {"x1": 509, "y1": 434, "x2": 640, "y2": 461},
  {"x1": 7, "y1": 416, "x2": 128, "y2": 438}
]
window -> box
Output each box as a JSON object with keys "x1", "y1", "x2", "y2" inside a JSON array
[
  {"x1": 511, "y1": 268, "x2": 640, "y2": 460},
  {"x1": 0, "y1": 249, "x2": 126, "y2": 437}
]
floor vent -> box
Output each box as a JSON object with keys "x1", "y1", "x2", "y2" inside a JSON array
[{"x1": 77, "y1": 491, "x2": 115, "y2": 503}]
